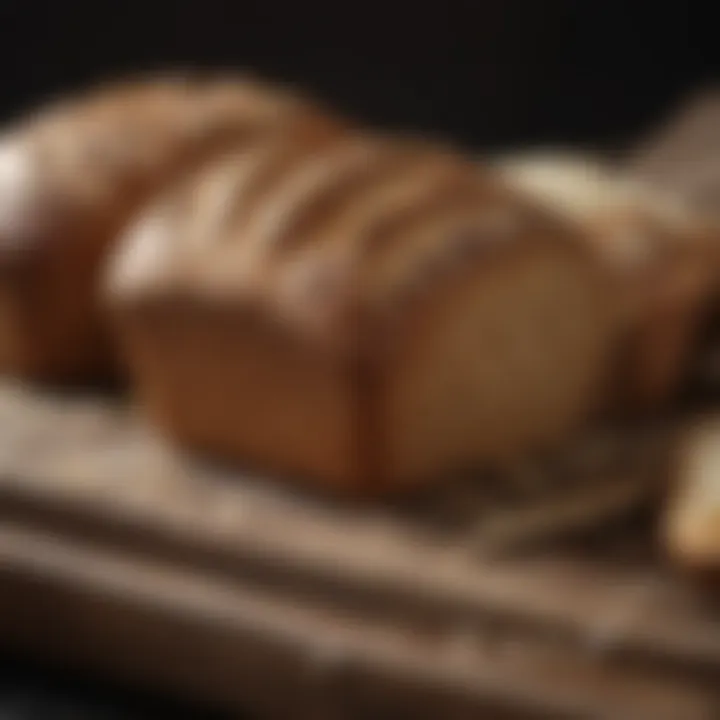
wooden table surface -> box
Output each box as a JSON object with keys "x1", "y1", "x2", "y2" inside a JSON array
[{"x1": 0, "y1": 382, "x2": 718, "y2": 719}]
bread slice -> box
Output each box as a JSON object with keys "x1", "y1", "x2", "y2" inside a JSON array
[
  {"x1": 663, "y1": 417, "x2": 720, "y2": 580},
  {"x1": 496, "y1": 152, "x2": 719, "y2": 411},
  {"x1": 105, "y1": 133, "x2": 619, "y2": 494},
  {"x1": 0, "y1": 73, "x2": 342, "y2": 380}
]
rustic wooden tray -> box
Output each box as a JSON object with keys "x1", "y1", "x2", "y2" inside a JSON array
[{"x1": 0, "y1": 381, "x2": 718, "y2": 719}]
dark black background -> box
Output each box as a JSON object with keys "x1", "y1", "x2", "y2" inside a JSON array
[
  {"x1": 0, "y1": 1, "x2": 717, "y2": 717},
  {"x1": 0, "y1": 1, "x2": 717, "y2": 150},
  {"x1": 0, "y1": 652, "x2": 229, "y2": 719}
]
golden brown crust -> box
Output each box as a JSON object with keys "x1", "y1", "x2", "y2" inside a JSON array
[{"x1": 112, "y1": 134, "x2": 598, "y2": 356}]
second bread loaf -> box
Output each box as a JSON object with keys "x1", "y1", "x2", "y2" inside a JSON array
[{"x1": 0, "y1": 73, "x2": 342, "y2": 380}]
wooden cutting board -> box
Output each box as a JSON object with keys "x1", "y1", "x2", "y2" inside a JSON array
[{"x1": 0, "y1": 381, "x2": 718, "y2": 719}]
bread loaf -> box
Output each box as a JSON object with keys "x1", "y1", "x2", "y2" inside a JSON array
[
  {"x1": 106, "y1": 133, "x2": 619, "y2": 493},
  {"x1": 0, "y1": 73, "x2": 342, "y2": 380},
  {"x1": 496, "y1": 152, "x2": 719, "y2": 410}
]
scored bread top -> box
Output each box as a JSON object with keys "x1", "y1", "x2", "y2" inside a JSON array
[
  {"x1": 0, "y1": 72, "x2": 343, "y2": 263},
  {"x1": 108, "y1": 131, "x2": 611, "y2": 356}
]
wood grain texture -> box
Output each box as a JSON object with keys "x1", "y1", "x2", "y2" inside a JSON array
[{"x1": 0, "y1": 383, "x2": 718, "y2": 718}]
